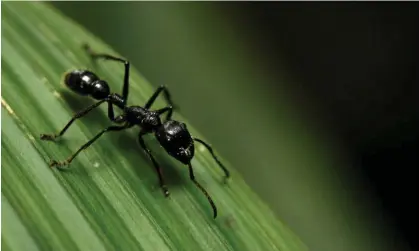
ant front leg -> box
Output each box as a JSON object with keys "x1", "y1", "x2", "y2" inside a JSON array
[
  {"x1": 138, "y1": 131, "x2": 170, "y2": 197},
  {"x1": 145, "y1": 85, "x2": 179, "y2": 119},
  {"x1": 49, "y1": 123, "x2": 131, "y2": 168},
  {"x1": 193, "y1": 138, "x2": 230, "y2": 181},
  {"x1": 187, "y1": 163, "x2": 218, "y2": 218},
  {"x1": 40, "y1": 99, "x2": 108, "y2": 141},
  {"x1": 83, "y1": 43, "x2": 130, "y2": 104}
]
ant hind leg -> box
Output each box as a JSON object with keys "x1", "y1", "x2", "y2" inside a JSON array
[
  {"x1": 83, "y1": 43, "x2": 130, "y2": 103},
  {"x1": 40, "y1": 99, "x2": 108, "y2": 141},
  {"x1": 49, "y1": 123, "x2": 131, "y2": 168}
]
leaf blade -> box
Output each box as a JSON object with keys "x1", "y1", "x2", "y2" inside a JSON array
[{"x1": 2, "y1": 2, "x2": 307, "y2": 251}]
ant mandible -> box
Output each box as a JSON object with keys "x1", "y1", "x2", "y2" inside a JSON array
[{"x1": 40, "y1": 44, "x2": 230, "y2": 218}]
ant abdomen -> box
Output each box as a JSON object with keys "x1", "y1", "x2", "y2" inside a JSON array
[{"x1": 64, "y1": 70, "x2": 110, "y2": 100}]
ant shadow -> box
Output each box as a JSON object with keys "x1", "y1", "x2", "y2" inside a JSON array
[
  {"x1": 60, "y1": 91, "x2": 105, "y2": 128},
  {"x1": 59, "y1": 90, "x2": 185, "y2": 192},
  {"x1": 113, "y1": 131, "x2": 186, "y2": 187}
]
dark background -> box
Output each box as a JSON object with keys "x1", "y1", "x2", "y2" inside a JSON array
[
  {"x1": 228, "y1": 2, "x2": 419, "y2": 249},
  {"x1": 235, "y1": 3, "x2": 419, "y2": 249},
  {"x1": 53, "y1": 2, "x2": 418, "y2": 250}
]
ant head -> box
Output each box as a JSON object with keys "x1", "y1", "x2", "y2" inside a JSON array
[
  {"x1": 155, "y1": 121, "x2": 195, "y2": 164},
  {"x1": 91, "y1": 80, "x2": 110, "y2": 99},
  {"x1": 175, "y1": 145, "x2": 194, "y2": 164}
]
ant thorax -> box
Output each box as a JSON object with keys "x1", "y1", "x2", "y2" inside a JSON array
[{"x1": 124, "y1": 106, "x2": 161, "y2": 130}]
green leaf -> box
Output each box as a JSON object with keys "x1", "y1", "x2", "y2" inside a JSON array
[{"x1": 1, "y1": 2, "x2": 307, "y2": 251}]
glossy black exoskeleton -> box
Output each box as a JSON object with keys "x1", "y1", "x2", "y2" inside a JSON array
[{"x1": 40, "y1": 44, "x2": 230, "y2": 218}]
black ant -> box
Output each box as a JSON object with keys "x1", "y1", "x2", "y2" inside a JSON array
[{"x1": 40, "y1": 44, "x2": 230, "y2": 218}]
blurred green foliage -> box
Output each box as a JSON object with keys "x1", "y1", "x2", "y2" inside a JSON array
[{"x1": 48, "y1": 3, "x2": 410, "y2": 251}]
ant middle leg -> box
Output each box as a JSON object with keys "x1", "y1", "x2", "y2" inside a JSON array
[
  {"x1": 49, "y1": 124, "x2": 132, "y2": 168},
  {"x1": 193, "y1": 138, "x2": 230, "y2": 180},
  {"x1": 107, "y1": 101, "x2": 126, "y2": 124},
  {"x1": 145, "y1": 85, "x2": 178, "y2": 116},
  {"x1": 138, "y1": 132, "x2": 170, "y2": 197},
  {"x1": 156, "y1": 106, "x2": 174, "y2": 121},
  {"x1": 83, "y1": 43, "x2": 130, "y2": 103},
  {"x1": 40, "y1": 99, "x2": 108, "y2": 141}
]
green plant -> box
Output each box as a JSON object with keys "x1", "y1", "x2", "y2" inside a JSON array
[{"x1": 1, "y1": 2, "x2": 306, "y2": 251}]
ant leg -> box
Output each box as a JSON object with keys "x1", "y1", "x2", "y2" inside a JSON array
[
  {"x1": 138, "y1": 132, "x2": 169, "y2": 197},
  {"x1": 156, "y1": 106, "x2": 173, "y2": 121},
  {"x1": 193, "y1": 138, "x2": 230, "y2": 179},
  {"x1": 83, "y1": 43, "x2": 130, "y2": 103},
  {"x1": 145, "y1": 85, "x2": 178, "y2": 113},
  {"x1": 40, "y1": 99, "x2": 108, "y2": 141},
  {"x1": 107, "y1": 101, "x2": 126, "y2": 124},
  {"x1": 50, "y1": 124, "x2": 131, "y2": 168},
  {"x1": 187, "y1": 163, "x2": 217, "y2": 219}
]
